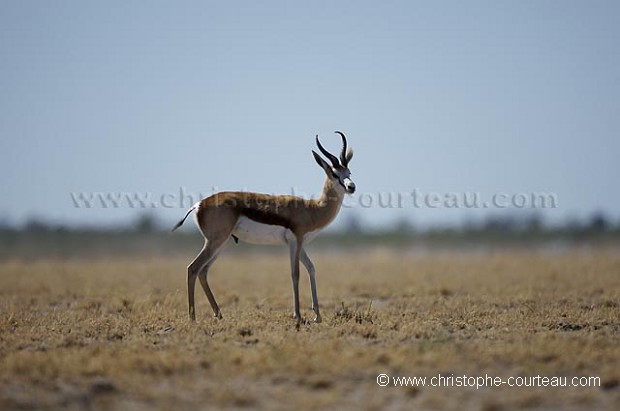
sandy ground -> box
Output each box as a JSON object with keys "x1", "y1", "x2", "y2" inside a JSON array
[{"x1": 1, "y1": 249, "x2": 619, "y2": 410}]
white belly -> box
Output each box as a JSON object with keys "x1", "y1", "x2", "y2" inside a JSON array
[
  {"x1": 232, "y1": 216, "x2": 290, "y2": 245},
  {"x1": 232, "y1": 216, "x2": 322, "y2": 245}
]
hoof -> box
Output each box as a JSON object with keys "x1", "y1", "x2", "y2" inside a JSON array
[{"x1": 314, "y1": 314, "x2": 322, "y2": 323}]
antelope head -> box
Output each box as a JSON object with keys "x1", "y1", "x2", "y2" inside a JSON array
[{"x1": 312, "y1": 131, "x2": 356, "y2": 194}]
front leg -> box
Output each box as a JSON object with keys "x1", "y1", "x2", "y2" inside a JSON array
[
  {"x1": 300, "y1": 247, "x2": 321, "y2": 323},
  {"x1": 288, "y1": 239, "x2": 302, "y2": 324}
]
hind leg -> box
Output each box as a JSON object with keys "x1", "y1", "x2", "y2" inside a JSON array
[
  {"x1": 197, "y1": 240, "x2": 228, "y2": 319},
  {"x1": 187, "y1": 244, "x2": 210, "y2": 321},
  {"x1": 188, "y1": 206, "x2": 237, "y2": 321},
  {"x1": 188, "y1": 237, "x2": 230, "y2": 321}
]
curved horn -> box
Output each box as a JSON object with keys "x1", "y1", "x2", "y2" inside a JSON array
[
  {"x1": 335, "y1": 131, "x2": 348, "y2": 166},
  {"x1": 315, "y1": 135, "x2": 340, "y2": 167}
]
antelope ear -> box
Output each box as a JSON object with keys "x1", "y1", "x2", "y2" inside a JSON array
[
  {"x1": 312, "y1": 150, "x2": 332, "y2": 174},
  {"x1": 344, "y1": 147, "x2": 353, "y2": 165}
]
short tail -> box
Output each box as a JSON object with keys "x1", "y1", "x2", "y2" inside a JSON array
[{"x1": 171, "y1": 203, "x2": 199, "y2": 232}]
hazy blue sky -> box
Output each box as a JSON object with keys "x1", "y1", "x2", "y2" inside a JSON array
[{"x1": 1, "y1": 1, "x2": 618, "y2": 229}]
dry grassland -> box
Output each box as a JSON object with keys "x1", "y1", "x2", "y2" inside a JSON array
[{"x1": 0, "y1": 249, "x2": 619, "y2": 410}]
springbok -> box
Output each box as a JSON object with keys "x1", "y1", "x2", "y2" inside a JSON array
[{"x1": 172, "y1": 131, "x2": 355, "y2": 324}]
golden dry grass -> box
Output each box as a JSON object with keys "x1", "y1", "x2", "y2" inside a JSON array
[{"x1": 1, "y1": 249, "x2": 619, "y2": 410}]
